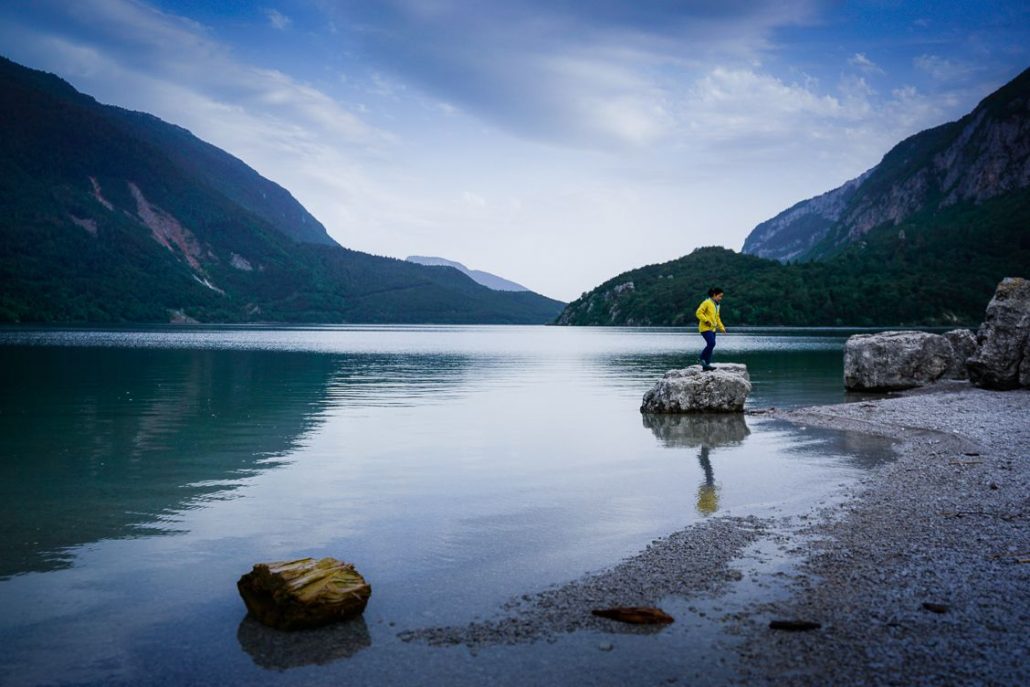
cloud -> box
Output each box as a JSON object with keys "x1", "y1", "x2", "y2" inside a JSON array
[
  {"x1": 837, "y1": 74, "x2": 875, "y2": 118},
  {"x1": 264, "y1": 8, "x2": 291, "y2": 30},
  {"x1": 318, "y1": 0, "x2": 826, "y2": 149},
  {"x1": 1, "y1": 0, "x2": 387, "y2": 150},
  {"x1": 683, "y1": 67, "x2": 843, "y2": 146},
  {"x1": 460, "y1": 191, "x2": 487, "y2": 208},
  {"x1": 848, "y1": 52, "x2": 883, "y2": 74},
  {"x1": 659, "y1": 64, "x2": 968, "y2": 180},
  {"x1": 914, "y1": 54, "x2": 975, "y2": 82}
]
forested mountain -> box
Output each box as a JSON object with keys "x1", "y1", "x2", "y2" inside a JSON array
[
  {"x1": 558, "y1": 68, "x2": 1030, "y2": 327},
  {"x1": 0, "y1": 57, "x2": 564, "y2": 324},
  {"x1": 743, "y1": 67, "x2": 1030, "y2": 262}
]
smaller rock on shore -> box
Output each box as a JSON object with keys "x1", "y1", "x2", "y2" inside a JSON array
[
  {"x1": 641, "y1": 364, "x2": 751, "y2": 413},
  {"x1": 843, "y1": 329, "x2": 974, "y2": 391}
]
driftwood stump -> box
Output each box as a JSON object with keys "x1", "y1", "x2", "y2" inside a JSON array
[
  {"x1": 237, "y1": 557, "x2": 371, "y2": 631},
  {"x1": 592, "y1": 607, "x2": 675, "y2": 624}
]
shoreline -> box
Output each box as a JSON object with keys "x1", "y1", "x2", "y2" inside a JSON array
[{"x1": 402, "y1": 382, "x2": 1030, "y2": 685}]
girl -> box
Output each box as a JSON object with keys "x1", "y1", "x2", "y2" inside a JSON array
[{"x1": 695, "y1": 288, "x2": 726, "y2": 371}]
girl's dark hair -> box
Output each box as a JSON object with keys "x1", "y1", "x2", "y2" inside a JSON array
[{"x1": 708, "y1": 287, "x2": 724, "y2": 297}]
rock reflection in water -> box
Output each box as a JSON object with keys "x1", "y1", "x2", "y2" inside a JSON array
[
  {"x1": 642, "y1": 413, "x2": 751, "y2": 516},
  {"x1": 641, "y1": 413, "x2": 751, "y2": 449},
  {"x1": 236, "y1": 616, "x2": 371, "y2": 671}
]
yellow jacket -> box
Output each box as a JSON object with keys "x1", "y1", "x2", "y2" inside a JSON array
[{"x1": 695, "y1": 298, "x2": 725, "y2": 333}]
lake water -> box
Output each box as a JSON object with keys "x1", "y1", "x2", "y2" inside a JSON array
[{"x1": 0, "y1": 326, "x2": 893, "y2": 686}]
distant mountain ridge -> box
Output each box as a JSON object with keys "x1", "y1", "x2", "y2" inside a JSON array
[
  {"x1": 405, "y1": 256, "x2": 530, "y2": 292},
  {"x1": 0, "y1": 56, "x2": 564, "y2": 324},
  {"x1": 743, "y1": 66, "x2": 1030, "y2": 261}
]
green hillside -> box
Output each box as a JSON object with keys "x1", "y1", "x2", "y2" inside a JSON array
[{"x1": 0, "y1": 56, "x2": 564, "y2": 324}]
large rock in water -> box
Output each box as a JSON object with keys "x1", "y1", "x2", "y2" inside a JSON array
[
  {"x1": 967, "y1": 277, "x2": 1030, "y2": 390},
  {"x1": 844, "y1": 331, "x2": 960, "y2": 391},
  {"x1": 640, "y1": 364, "x2": 751, "y2": 413},
  {"x1": 237, "y1": 557, "x2": 371, "y2": 631}
]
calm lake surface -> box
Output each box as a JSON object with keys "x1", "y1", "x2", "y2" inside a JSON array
[{"x1": 0, "y1": 326, "x2": 893, "y2": 686}]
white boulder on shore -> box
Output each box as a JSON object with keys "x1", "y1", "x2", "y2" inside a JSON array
[
  {"x1": 641, "y1": 364, "x2": 751, "y2": 413},
  {"x1": 843, "y1": 329, "x2": 975, "y2": 391},
  {"x1": 967, "y1": 277, "x2": 1030, "y2": 390}
]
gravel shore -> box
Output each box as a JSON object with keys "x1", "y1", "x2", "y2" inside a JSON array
[
  {"x1": 734, "y1": 384, "x2": 1030, "y2": 686},
  {"x1": 402, "y1": 383, "x2": 1030, "y2": 685},
  {"x1": 400, "y1": 515, "x2": 769, "y2": 647}
]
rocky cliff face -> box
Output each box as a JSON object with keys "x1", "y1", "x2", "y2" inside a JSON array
[
  {"x1": 743, "y1": 67, "x2": 1030, "y2": 262},
  {"x1": 741, "y1": 171, "x2": 869, "y2": 261}
]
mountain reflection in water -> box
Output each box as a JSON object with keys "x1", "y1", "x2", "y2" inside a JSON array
[{"x1": 0, "y1": 347, "x2": 473, "y2": 579}]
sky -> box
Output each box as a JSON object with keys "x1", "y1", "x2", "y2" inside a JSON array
[{"x1": 1, "y1": 1, "x2": 1028, "y2": 301}]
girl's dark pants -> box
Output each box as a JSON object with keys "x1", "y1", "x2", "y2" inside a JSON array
[{"x1": 700, "y1": 331, "x2": 716, "y2": 364}]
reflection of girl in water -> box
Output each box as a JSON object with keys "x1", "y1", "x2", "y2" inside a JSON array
[
  {"x1": 640, "y1": 413, "x2": 746, "y2": 516},
  {"x1": 696, "y1": 446, "x2": 718, "y2": 515}
]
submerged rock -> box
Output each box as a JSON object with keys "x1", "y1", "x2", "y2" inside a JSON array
[
  {"x1": 844, "y1": 331, "x2": 955, "y2": 391},
  {"x1": 967, "y1": 277, "x2": 1030, "y2": 390},
  {"x1": 237, "y1": 557, "x2": 371, "y2": 631},
  {"x1": 640, "y1": 364, "x2": 751, "y2": 413}
]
